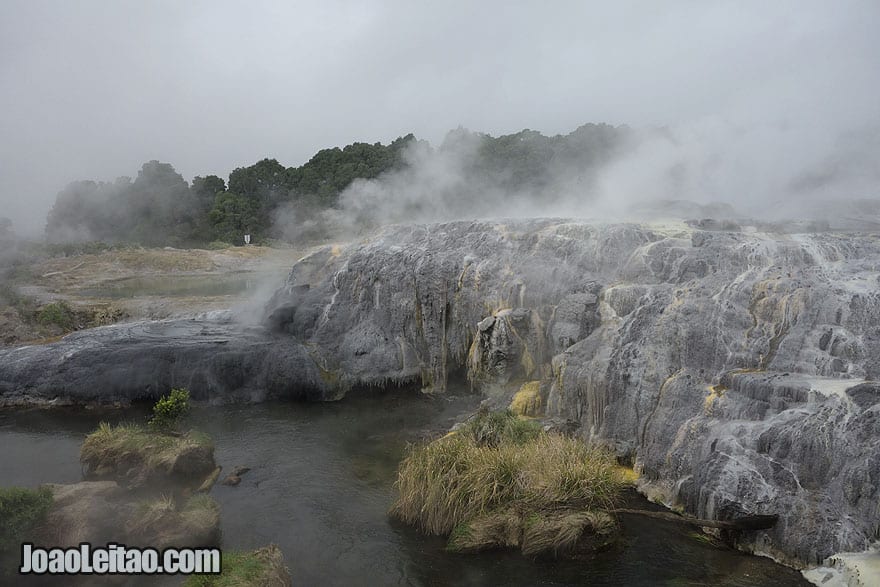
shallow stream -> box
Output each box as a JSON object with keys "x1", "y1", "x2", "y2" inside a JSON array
[{"x1": 1, "y1": 392, "x2": 809, "y2": 586}]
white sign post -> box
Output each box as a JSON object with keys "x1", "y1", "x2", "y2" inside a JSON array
[{"x1": 244, "y1": 234, "x2": 251, "y2": 245}]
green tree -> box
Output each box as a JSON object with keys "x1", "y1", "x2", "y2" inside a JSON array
[
  {"x1": 123, "y1": 161, "x2": 197, "y2": 246},
  {"x1": 209, "y1": 191, "x2": 259, "y2": 244},
  {"x1": 190, "y1": 175, "x2": 227, "y2": 242}
]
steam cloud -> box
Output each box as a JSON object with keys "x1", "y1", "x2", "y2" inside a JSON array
[
  {"x1": 297, "y1": 118, "x2": 880, "y2": 241},
  {"x1": 1, "y1": 1, "x2": 878, "y2": 236}
]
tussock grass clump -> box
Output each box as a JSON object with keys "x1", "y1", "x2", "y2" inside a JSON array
[
  {"x1": 520, "y1": 510, "x2": 617, "y2": 557},
  {"x1": 447, "y1": 509, "x2": 522, "y2": 553},
  {"x1": 0, "y1": 486, "x2": 53, "y2": 552},
  {"x1": 127, "y1": 493, "x2": 221, "y2": 548},
  {"x1": 81, "y1": 422, "x2": 215, "y2": 486},
  {"x1": 390, "y1": 410, "x2": 624, "y2": 550},
  {"x1": 184, "y1": 545, "x2": 291, "y2": 587},
  {"x1": 463, "y1": 408, "x2": 542, "y2": 448},
  {"x1": 127, "y1": 493, "x2": 177, "y2": 536},
  {"x1": 522, "y1": 435, "x2": 621, "y2": 509}
]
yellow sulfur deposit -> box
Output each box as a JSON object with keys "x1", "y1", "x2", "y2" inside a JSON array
[{"x1": 509, "y1": 381, "x2": 543, "y2": 417}]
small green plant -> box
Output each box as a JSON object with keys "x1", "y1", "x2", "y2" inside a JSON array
[
  {"x1": 183, "y1": 546, "x2": 288, "y2": 587},
  {"x1": 36, "y1": 301, "x2": 77, "y2": 331},
  {"x1": 0, "y1": 486, "x2": 53, "y2": 552},
  {"x1": 149, "y1": 388, "x2": 191, "y2": 431}
]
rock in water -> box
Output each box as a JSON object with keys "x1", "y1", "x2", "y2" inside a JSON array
[
  {"x1": 2, "y1": 219, "x2": 880, "y2": 565},
  {"x1": 222, "y1": 475, "x2": 241, "y2": 486}
]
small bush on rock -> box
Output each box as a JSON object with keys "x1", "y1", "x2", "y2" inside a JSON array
[{"x1": 149, "y1": 388, "x2": 190, "y2": 431}]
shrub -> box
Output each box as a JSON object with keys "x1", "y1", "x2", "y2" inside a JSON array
[
  {"x1": 91, "y1": 304, "x2": 126, "y2": 326},
  {"x1": 0, "y1": 486, "x2": 53, "y2": 552},
  {"x1": 36, "y1": 301, "x2": 77, "y2": 331},
  {"x1": 149, "y1": 388, "x2": 190, "y2": 431}
]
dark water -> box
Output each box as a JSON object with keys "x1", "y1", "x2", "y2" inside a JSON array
[{"x1": 0, "y1": 394, "x2": 809, "y2": 586}]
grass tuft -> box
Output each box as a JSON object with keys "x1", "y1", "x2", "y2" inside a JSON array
[
  {"x1": 463, "y1": 408, "x2": 542, "y2": 448},
  {"x1": 446, "y1": 509, "x2": 522, "y2": 553},
  {"x1": 126, "y1": 493, "x2": 220, "y2": 549},
  {"x1": 183, "y1": 545, "x2": 290, "y2": 587},
  {"x1": 520, "y1": 510, "x2": 616, "y2": 557},
  {"x1": 81, "y1": 422, "x2": 214, "y2": 485},
  {"x1": 390, "y1": 410, "x2": 623, "y2": 545},
  {"x1": 0, "y1": 486, "x2": 53, "y2": 552}
]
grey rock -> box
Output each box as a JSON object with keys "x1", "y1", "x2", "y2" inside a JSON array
[
  {"x1": 2, "y1": 219, "x2": 880, "y2": 565},
  {"x1": 0, "y1": 319, "x2": 328, "y2": 405},
  {"x1": 477, "y1": 315, "x2": 495, "y2": 332}
]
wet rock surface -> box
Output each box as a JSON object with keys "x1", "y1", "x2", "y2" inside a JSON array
[
  {"x1": 0, "y1": 319, "x2": 328, "y2": 406},
  {"x1": 2, "y1": 219, "x2": 879, "y2": 565},
  {"x1": 257, "y1": 220, "x2": 880, "y2": 566}
]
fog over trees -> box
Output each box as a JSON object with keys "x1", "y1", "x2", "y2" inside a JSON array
[{"x1": 43, "y1": 124, "x2": 633, "y2": 246}]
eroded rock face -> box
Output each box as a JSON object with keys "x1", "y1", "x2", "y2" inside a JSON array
[
  {"x1": 0, "y1": 319, "x2": 327, "y2": 405},
  {"x1": 262, "y1": 220, "x2": 880, "y2": 565},
  {"x1": 1, "y1": 219, "x2": 879, "y2": 564}
]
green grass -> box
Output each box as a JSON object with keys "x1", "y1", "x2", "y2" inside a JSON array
[
  {"x1": 0, "y1": 486, "x2": 53, "y2": 552},
  {"x1": 36, "y1": 301, "x2": 78, "y2": 330},
  {"x1": 81, "y1": 422, "x2": 214, "y2": 482},
  {"x1": 688, "y1": 531, "x2": 723, "y2": 547},
  {"x1": 184, "y1": 493, "x2": 218, "y2": 512},
  {"x1": 127, "y1": 493, "x2": 220, "y2": 542},
  {"x1": 183, "y1": 546, "x2": 288, "y2": 587},
  {"x1": 463, "y1": 408, "x2": 542, "y2": 447},
  {"x1": 390, "y1": 410, "x2": 623, "y2": 540}
]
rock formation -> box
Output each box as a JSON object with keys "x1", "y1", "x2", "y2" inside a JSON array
[{"x1": 1, "y1": 219, "x2": 879, "y2": 566}]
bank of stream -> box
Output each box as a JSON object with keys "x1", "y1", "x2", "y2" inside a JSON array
[{"x1": 0, "y1": 391, "x2": 809, "y2": 586}]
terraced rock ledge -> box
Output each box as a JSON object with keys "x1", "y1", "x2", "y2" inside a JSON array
[{"x1": 1, "y1": 219, "x2": 878, "y2": 571}]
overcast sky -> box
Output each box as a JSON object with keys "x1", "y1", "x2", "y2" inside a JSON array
[{"x1": 1, "y1": 0, "x2": 878, "y2": 234}]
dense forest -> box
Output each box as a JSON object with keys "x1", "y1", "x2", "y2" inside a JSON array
[{"x1": 44, "y1": 124, "x2": 631, "y2": 246}]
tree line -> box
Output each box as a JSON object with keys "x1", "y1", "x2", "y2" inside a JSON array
[{"x1": 44, "y1": 124, "x2": 631, "y2": 247}]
